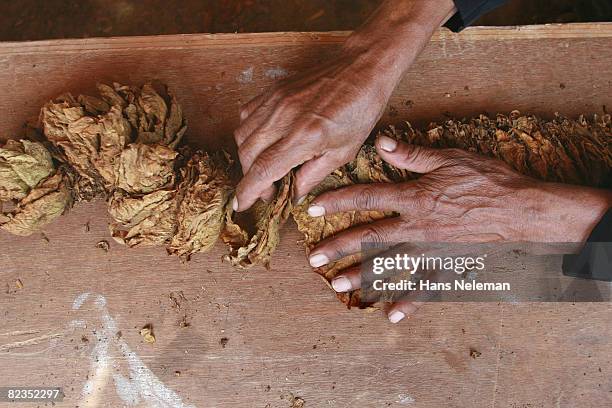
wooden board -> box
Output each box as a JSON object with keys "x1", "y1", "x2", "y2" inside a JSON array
[{"x1": 1, "y1": 24, "x2": 611, "y2": 407}]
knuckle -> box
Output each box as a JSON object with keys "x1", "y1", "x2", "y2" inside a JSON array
[
  {"x1": 233, "y1": 128, "x2": 246, "y2": 144},
  {"x1": 327, "y1": 240, "x2": 348, "y2": 261},
  {"x1": 305, "y1": 119, "x2": 325, "y2": 135},
  {"x1": 413, "y1": 189, "x2": 430, "y2": 206},
  {"x1": 250, "y1": 156, "x2": 274, "y2": 180},
  {"x1": 405, "y1": 145, "x2": 427, "y2": 165},
  {"x1": 353, "y1": 186, "x2": 379, "y2": 210},
  {"x1": 237, "y1": 143, "x2": 253, "y2": 166},
  {"x1": 390, "y1": 187, "x2": 407, "y2": 207},
  {"x1": 411, "y1": 186, "x2": 435, "y2": 211},
  {"x1": 440, "y1": 149, "x2": 462, "y2": 165},
  {"x1": 361, "y1": 226, "x2": 386, "y2": 244}
]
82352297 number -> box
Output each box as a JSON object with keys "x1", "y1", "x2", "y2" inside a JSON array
[{"x1": 0, "y1": 387, "x2": 64, "y2": 402}]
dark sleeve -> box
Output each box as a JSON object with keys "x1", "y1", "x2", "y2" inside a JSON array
[
  {"x1": 563, "y1": 209, "x2": 612, "y2": 281},
  {"x1": 445, "y1": 0, "x2": 508, "y2": 32}
]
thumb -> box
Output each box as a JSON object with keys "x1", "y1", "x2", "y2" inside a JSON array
[{"x1": 375, "y1": 135, "x2": 450, "y2": 174}]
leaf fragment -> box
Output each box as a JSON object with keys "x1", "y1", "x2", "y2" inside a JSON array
[
  {"x1": 139, "y1": 325, "x2": 156, "y2": 344},
  {"x1": 222, "y1": 173, "x2": 295, "y2": 269}
]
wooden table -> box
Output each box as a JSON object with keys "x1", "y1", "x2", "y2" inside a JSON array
[{"x1": 1, "y1": 24, "x2": 611, "y2": 407}]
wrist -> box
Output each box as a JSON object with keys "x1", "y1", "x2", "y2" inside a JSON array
[
  {"x1": 340, "y1": 0, "x2": 456, "y2": 96},
  {"x1": 339, "y1": 27, "x2": 426, "y2": 93},
  {"x1": 520, "y1": 182, "x2": 612, "y2": 243}
]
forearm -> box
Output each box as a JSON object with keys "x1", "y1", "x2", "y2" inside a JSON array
[{"x1": 341, "y1": 0, "x2": 457, "y2": 97}]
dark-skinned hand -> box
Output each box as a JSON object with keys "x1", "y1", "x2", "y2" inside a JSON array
[{"x1": 306, "y1": 135, "x2": 612, "y2": 323}]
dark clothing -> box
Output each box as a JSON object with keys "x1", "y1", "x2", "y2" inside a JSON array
[
  {"x1": 563, "y1": 209, "x2": 612, "y2": 281},
  {"x1": 446, "y1": 0, "x2": 508, "y2": 31}
]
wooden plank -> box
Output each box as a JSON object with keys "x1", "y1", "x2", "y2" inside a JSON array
[
  {"x1": 1, "y1": 23, "x2": 611, "y2": 149},
  {"x1": 1, "y1": 24, "x2": 611, "y2": 407}
]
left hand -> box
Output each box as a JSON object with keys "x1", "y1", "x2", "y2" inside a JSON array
[{"x1": 306, "y1": 135, "x2": 612, "y2": 323}]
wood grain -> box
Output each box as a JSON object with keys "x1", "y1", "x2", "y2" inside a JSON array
[{"x1": 1, "y1": 24, "x2": 611, "y2": 407}]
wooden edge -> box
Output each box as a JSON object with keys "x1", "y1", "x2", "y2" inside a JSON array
[{"x1": 0, "y1": 22, "x2": 610, "y2": 55}]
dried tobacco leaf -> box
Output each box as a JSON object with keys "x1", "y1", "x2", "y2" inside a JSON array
[
  {"x1": 167, "y1": 152, "x2": 233, "y2": 258},
  {"x1": 109, "y1": 83, "x2": 187, "y2": 149},
  {"x1": 77, "y1": 94, "x2": 111, "y2": 114},
  {"x1": 37, "y1": 83, "x2": 218, "y2": 257},
  {"x1": 109, "y1": 189, "x2": 178, "y2": 247},
  {"x1": 41, "y1": 96, "x2": 107, "y2": 198},
  {"x1": 115, "y1": 144, "x2": 177, "y2": 194},
  {"x1": 40, "y1": 83, "x2": 187, "y2": 199},
  {"x1": 418, "y1": 112, "x2": 611, "y2": 187},
  {"x1": 96, "y1": 240, "x2": 110, "y2": 252},
  {"x1": 0, "y1": 140, "x2": 54, "y2": 201},
  {"x1": 222, "y1": 173, "x2": 295, "y2": 269},
  {"x1": 0, "y1": 171, "x2": 72, "y2": 236},
  {"x1": 0, "y1": 139, "x2": 72, "y2": 236},
  {"x1": 292, "y1": 151, "x2": 397, "y2": 308}
]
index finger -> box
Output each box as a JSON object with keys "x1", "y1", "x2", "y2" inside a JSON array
[
  {"x1": 234, "y1": 138, "x2": 310, "y2": 211},
  {"x1": 309, "y1": 182, "x2": 419, "y2": 217}
]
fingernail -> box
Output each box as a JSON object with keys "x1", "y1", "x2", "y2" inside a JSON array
[
  {"x1": 309, "y1": 253, "x2": 329, "y2": 268},
  {"x1": 232, "y1": 197, "x2": 239, "y2": 211},
  {"x1": 297, "y1": 196, "x2": 306, "y2": 205},
  {"x1": 331, "y1": 276, "x2": 352, "y2": 292},
  {"x1": 240, "y1": 110, "x2": 248, "y2": 120},
  {"x1": 308, "y1": 205, "x2": 325, "y2": 217},
  {"x1": 378, "y1": 135, "x2": 398, "y2": 152},
  {"x1": 388, "y1": 310, "x2": 406, "y2": 324}
]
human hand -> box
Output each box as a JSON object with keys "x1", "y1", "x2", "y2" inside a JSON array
[
  {"x1": 233, "y1": 53, "x2": 392, "y2": 210},
  {"x1": 232, "y1": 0, "x2": 459, "y2": 211},
  {"x1": 306, "y1": 136, "x2": 612, "y2": 322}
]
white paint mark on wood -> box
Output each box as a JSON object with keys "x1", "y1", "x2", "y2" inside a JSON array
[
  {"x1": 0, "y1": 332, "x2": 63, "y2": 352},
  {"x1": 73, "y1": 292, "x2": 196, "y2": 408},
  {"x1": 0, "y1": 329, "x2": 41, "y2": 336},
  {"x1": 265, "y1": 66, "x2": 289, "y2": 80},
  {"x1": 73, "y1": 292, "x2": 90, "y2": 309},
  {"x1": 69, "y1": 319, "x2": 87, "y2": 329},
  {"x1": 397, "y1": 393, "x2": 415, "y2": 404},
  {"x1": 94, "y1": 294, "x2": 106, "y2": 308},
  {"x1": 237, "y1": 66, "x2": 254, "y2": 83},
  {"x1": 114, "y1": 373, "x2": 141, "y2": 406}
]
